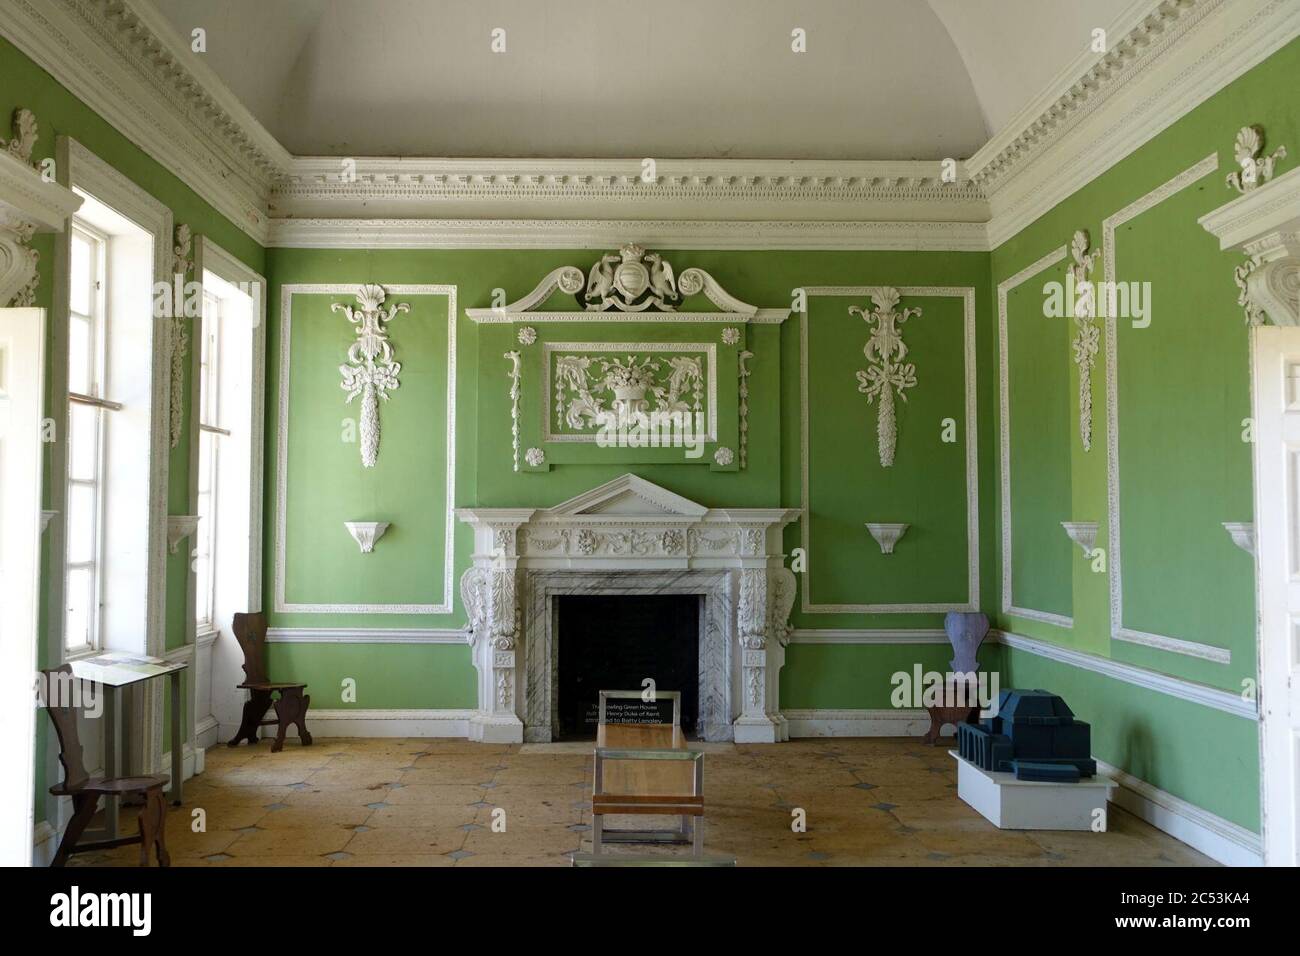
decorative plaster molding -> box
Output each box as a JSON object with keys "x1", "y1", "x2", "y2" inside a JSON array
[
  {"x1": 1061, "y1": 521, "x2": 1100, "y2": 556},
  {"x1": 713, "y1": 446, "x2": 734, "y2": 467},
  {"x1": 524, "y1": 447, "x2": 544, "y2": 468},
  {"x1": 1200, "y1": 165, "x2": 1300, "y2": 326},
  {"x1": 980, "y1": 0, "x2": 1300, "y2": 248},
  {"x1": 334, "y1": 284, "x2": 408, "y2": 468},
  {"x1": 505, "y1": 350, "x2": 522, "y2": 472},
  {"x1": 275, "y1": 284, "x2": 456, "y2": 614},
  {"x1": 166, "y1": 514, "x2": 199, "y2": 555},
  {"x1": 1222, "y1": 521, "x2": 1256, "y2": 556},
  {"x1": 344, "y1": 521, "x2": 389, "y2": 553},
  {"x1": 737, "y1": 349, "x2": 752, "y2": 469},
  {"x1": 864, "y1": 523, "x2": 908, "y2": 555},
  {"x1": 852, "y1": 288, "x2": 919, "y2": 468},
  {"x1": 0, "y1": 109, "x2": 82, "y2": 306},
  {"x1": 516, "y1": 326, "x2": 536, "y2": 345},
  {"x1": 997, "y1": 245, "x2": 1073, "y2": 629},
  {"x1": 1225, "y1": 125, "x2": 1287, "y2": 194},
  {"x1": 543, "y1": 342, "x2": 717, "y2": 444},
  {"x1": 1104, "y1": 153, "x2": 1231, "y2": 665},
  {"x1": 167, "y1": 224, "x2": 192, "y2": 449},
  {"x1": 801, "y1": 286, "x2": 978, "y2": 614},
  {"x1": 993, "y1": 629, "x2": 1254, "y2": 720},
  {"x1": 0, "y1": 0, "x2": 284, "y2": 242},
  {"x1": 1067, "y1": 230, "x2": 1102, "y2": 451},
  {"x1": 721, "y1": 327, "x2": 740, "y2": 345}
]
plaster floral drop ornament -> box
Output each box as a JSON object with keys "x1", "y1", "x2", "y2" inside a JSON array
[
  {"x1": 1067, "y1": 230, "x2": 1101, "y2": 452},
  {"x1": 852, "y1": 288, "x2": 919, "y2": 468},
  {"x1": 168, "y1": 224, "x2": 193, "y2": 449},
  {"x1": 505, "y1": 350, "x2": 522, "y2": 471},
  {"x1": 721, "y1": 327, "x2": 741, "y2": 345},
  {"x1": 713, "y1": 446, "x2": 734, "y2": 466},
  {"x1": 524, "y1": 447, "x2": 544, "y2": 467},
  {"x1": 517, "y1": 326, "x2": 537, "y2": 345},
  {"x1": 1225, "y1": 125, "x2": 1287, "y2": 194},
  {"x1": 335, "y1": 284, "x2": 409, "y2": 468}
]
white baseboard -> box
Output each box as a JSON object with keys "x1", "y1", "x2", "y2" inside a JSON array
[
  {"x1": 158, "y1": 742, "x2": 205, "y2": 787},
  {"x1": 784, "y1": 708, "x2": 931, "y2": 737},
  {"x1": 1097, "y1": 759, "x2": 1262, "y2": 867},
  {"x1": 218, "y1": 708, "x2": 476, "y2": 740},
  {"x1": 32, "y1": 821, "x2": 56, "y2": 867},
  {"x1": 195, "y1": 714, "x2": 220, "y2": 752}
]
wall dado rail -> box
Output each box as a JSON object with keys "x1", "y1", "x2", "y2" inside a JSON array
[{"x1": 456, "y1": 474, "x2": 800, "y2": 744}]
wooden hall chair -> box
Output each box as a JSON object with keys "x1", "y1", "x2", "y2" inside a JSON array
[
  {"x1": 227, "y1": 611, "x2": 313, "y2": 753},
  {"x1": 40, "y1": 665, "x2": 170, "y2": 867}
]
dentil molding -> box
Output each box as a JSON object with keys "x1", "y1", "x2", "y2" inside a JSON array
[{"x1": 0, "y1": 108, "x2": 82, "y2": 305}]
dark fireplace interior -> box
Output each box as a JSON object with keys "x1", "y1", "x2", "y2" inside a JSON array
[{"x1": 556, "y1": 594, "x2": 700, "y2": 739}]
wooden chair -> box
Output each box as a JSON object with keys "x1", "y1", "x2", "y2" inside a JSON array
[
  {"x1": 40, "y1": 665, "x2": 170, "y2": 867},
  {"x1": 228, "y1": 612, "x2": 312, "y2": 752}
]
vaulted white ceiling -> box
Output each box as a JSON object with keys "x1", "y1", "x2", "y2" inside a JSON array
[{"x1": 152, "y1": 0, "x2": 1136, "y2": 161}]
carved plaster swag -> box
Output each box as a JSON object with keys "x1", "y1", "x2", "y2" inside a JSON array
[{"x1": 456, "y1": 474, "x2": 799, "y2": 744}]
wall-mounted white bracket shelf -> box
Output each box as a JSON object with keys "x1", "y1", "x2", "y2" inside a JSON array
[
  {"x1": 1061, "y1": 521, "x2": 1099, "y2": 555},
  {"x1": 865, "y1": 523, "x2": 908, "y2": 554},
  {"x1": 1222, "y1": 522, "x2": 1255, "y2": 557},
  {"x1": 345, "y1": 521, "x2": 390, "y2": 553},
  {"x1": 40, "y1": 510, "x2": 56, "y2": 534},
  {"x1": 167, "y1": 514, "x2": 200, "y2": 554}
]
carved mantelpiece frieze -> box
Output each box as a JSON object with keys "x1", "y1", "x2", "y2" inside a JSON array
[
  {"x1": 1200, "y1": 164, "x2": 1300, "y2": 326},
  {"x1": 455, "y1": 474, "x2": 800, "y2": 743}
]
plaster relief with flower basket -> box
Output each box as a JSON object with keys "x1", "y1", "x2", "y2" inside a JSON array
[{"x1": 853, "y1": 287, "x2": 920, "y2": 468}]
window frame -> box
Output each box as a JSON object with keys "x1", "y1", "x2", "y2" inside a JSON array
[
  {"x1": 194, "y1": 289, "x2": 226, "y2": 634},
  {"x1": 63, "y1": 221, "x2": 111, "y2": 659}
]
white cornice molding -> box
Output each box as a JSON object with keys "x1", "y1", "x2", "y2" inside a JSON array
[
  {"x1": 265, "y1": 218, "x2": 993, "y2": 251},
  {"x1": 1, "y1": 0, "x2": 1295, "y2": 252},
  {"x1": 0, "y1": 0, "x2": 281, "y2": 242},
  {"x1": 982, "y1": 0, "x2": 1300, "y2": 248}
]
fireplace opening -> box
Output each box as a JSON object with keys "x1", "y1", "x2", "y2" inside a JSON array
[{"x1": 556, "y1": 594, "x2": 700, "y2": 739}]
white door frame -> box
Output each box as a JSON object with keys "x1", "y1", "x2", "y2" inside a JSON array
[
  {"x1": 0, "y1": 307, "x2": 46, "y2": 865},
  {"x1": 1252, "y1": 324, "x2": 1300, "y2": 866}
]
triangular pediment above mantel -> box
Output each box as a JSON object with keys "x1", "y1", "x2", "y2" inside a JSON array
[{"x1": 547, "y1": 474, "x2": 707, "y2": 518}]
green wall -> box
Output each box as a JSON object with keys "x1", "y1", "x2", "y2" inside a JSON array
[
  {"x1": 990, "y1": 37, "x2": 1300, "y2": 832},
  {"x1": 1, "y1": 35, "x2": 264, "y2": 822},
  {"x1": 265, "y1": 248, "x2": 994, "y2": 712}
]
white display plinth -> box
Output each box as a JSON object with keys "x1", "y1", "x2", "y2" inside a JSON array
[{"x1": 950, "y1": 751, "x2": 1116, "y2": 831}]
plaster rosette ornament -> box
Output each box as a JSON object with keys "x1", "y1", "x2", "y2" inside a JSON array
[
  {"x1": 1226, "y1": 126, "x2": 1287, "y2": 194},
  {"x1": 168, "y1": 224, "x2": 193, "y2": 449},
  {"x1": 713, "y1": 446, "x2": 734, "y2": 467},
  {"x1": 865, "y1": 522, "x2": 908, "y2": 554},
  {"x1": 344, "y1": 521, "x2": 390, "y2": 553},
  {"x1": 524, "y1": 447, "x2": 545, "y2": 467},
  {"x1": 852, "y1": 288, "x2": 919, "y2": 467},
  {"x1": 516, "y1": 325, "x2": 537, "y2": 345},
  {"x1": 1061, "y1": 521, "x2": 1099, "y2": 555},
  {"x1": 1067, "y1": 230, "x2": 1101, "y2": 451},
  {"x1": 335, "y1": 284, "x2": 409, "y2": 467}
]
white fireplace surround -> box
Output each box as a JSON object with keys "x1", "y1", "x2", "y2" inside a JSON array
[{"x1": 456, "y1": 474, "x2": 800, "y2": 743}]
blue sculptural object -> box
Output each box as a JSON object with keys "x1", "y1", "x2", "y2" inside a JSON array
[
  {"x1": 957, "y1": 689, "x2": 1097, "y2": 782},
  {"x1": 944, "y1": 611, "x2": 989, "y2": 674}
]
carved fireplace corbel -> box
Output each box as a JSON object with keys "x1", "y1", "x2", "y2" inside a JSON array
[{"x1": 734, "y1": 563, "x2": 798, "y2": 743}]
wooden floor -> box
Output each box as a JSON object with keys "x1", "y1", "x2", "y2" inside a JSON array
[{"x1": 64, "y1": 736, "x2": 1215, "y2": 867}]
